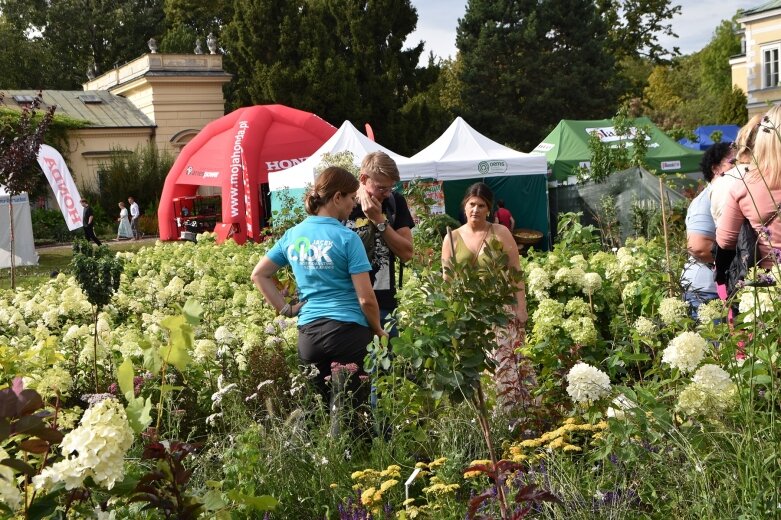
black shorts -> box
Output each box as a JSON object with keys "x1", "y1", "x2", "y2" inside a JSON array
[{"x1": 297, "y1": 318, "x2": 372, "y2": 394}]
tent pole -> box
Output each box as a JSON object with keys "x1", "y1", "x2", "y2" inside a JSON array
[{"x1": 659, "y1": 176, "x2": 672, "y2": 296}]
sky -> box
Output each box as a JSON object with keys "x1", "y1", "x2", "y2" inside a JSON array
[{"x1": 408, "y1": 0, "x2": 759, "y2": 64}]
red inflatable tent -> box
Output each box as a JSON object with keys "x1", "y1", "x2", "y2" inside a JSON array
[{"x1": 158, "y1": 105, "x2": 336, "y2": 243}]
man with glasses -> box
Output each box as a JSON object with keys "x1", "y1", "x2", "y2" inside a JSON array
[{"x1": 346, "y1": 151, "x2": 414, "y2": 335}]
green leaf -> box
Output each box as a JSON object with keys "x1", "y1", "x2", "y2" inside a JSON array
[
  {"x1": 125, "y1": 396, "x2": 153, "y2": 434},
  {"x1": 118, "y1": 358, "x2": 135, "y2": 401},
  {"x1": 142, "y1": 345, "x2": 163, "y2": 375},
  {"x1": 226, "y1": 490, "x2": 278, "y2": 511},
  {"x1": 182, "y1": 299, "x2": 204, "y2": 326},
  {"x1": 751, "y1": 374, "x2": 772, "y2": 385},
  {"x1": 159, "y1": 341, "x2": 191, "y2": 373},
  {"x1": 202, "y1": 489, "x2": 228, "y2": 511},
  {"x1": 27, "y1": 488, "x2": 65, "y2": 520}
]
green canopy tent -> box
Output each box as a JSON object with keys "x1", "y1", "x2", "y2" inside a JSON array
[{"x1": 532, "y1": 117, "x2": 704, "y2": 182}]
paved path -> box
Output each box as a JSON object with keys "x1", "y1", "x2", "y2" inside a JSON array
[{"x1": 36, "y1": 236, "x2": 161, "y2": 254}]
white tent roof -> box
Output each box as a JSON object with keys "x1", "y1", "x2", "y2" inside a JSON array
[
  {"x1": 408, "y1": 117, "x2": 547, "y2": 180},
  {"x1": 268, "y1": 121, "x2": 436, "y2": 191}
]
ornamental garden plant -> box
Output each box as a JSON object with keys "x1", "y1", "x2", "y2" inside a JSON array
[{"x1": 0, "y1": 202, "x2": 780, "y2": 518}]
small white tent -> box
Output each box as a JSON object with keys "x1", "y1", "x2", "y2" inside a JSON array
[
  {"x1": 0, "y1": 187, "x2": 38, "y2": 268},
  {"x1": 268, "y1": 120, "x2": 436, "y2": 195},
  {"x1": 407, "y1": 117, "x2": 550, "y2": 248}
]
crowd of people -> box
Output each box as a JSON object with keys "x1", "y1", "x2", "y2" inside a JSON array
[
  {"x1": 79, "y1": 196, "x2": 143, "y2": 245},
  {"x1": 251, "y1": 152, "x2": 527, "y2": 418},
  {"x1": 682, "y1": 105, "x2": 781, "y2": 319}
]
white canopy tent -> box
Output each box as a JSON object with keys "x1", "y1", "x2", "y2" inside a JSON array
[
  {"x1": 268, "y1": 120, "x2": 436, "y2": 193},
  {"x1": 408, "y1": 117, "x2": 547, "y2": 179},
  {"x1": 407, "y1": 117, "x2": 551, "y2": 248},
  {"x1": 0, "y1": 187, "x2": 38, "y2": 268}
]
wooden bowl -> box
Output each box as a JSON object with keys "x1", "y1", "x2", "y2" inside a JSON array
[{"x1": 513, "y1": 228, "x2": 543, "y2": 246}]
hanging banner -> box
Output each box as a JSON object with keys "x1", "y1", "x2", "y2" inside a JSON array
[{"x1": 36, "y1": 144, "x2": 83, "y2": 230}]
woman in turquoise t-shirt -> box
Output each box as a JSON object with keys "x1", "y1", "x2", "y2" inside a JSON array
[{"x1": 251, "y1": 167, "x2": 386, "y2": 402}]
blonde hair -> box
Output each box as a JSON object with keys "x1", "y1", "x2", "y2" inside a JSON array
[
  {"x1": 750, "y1": 104, "x2": 781, "y2": 188},
  {"x1": 304, "y1": 166, "x2": 359, "y2": 215},
  {"x1": 361, "y1": 151, "x2": 400, "y2": 182},
  {"x1": 734, "y1": 113, "x2": 763, "y2": 164}
]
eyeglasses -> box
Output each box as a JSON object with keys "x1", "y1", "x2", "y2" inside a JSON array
[{"x1": 369, "y1": 177, "x2": 395, "y2": 194}]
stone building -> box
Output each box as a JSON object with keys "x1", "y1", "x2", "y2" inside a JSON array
[{"x1": 1, "y1": 46, "x2": 230, "y2": 192}]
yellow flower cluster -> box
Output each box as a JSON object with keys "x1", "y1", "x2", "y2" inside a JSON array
[
  {"x1": 463, "y1": 459, "x2": 492, "y2": 479},
  {"x1": 507, "y1": 418, "x2": 607, "y2": 462},
  {"x1": 350, "y1": 464, "x2": 401, "y2": 512},
  {"x1": 422, "y1": 476, "x2": 460, "y2": 496}
]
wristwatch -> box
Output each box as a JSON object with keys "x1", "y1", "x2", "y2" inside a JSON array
[{"x1": 376, "y1": 219, "x2": 389, "y2": 232}]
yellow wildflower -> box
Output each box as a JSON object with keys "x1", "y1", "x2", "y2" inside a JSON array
[
  {"x1": 351, "y1": 470, "x2": 365, "y2": 480},
  {"x1": 463, "y1": 470, "x2": 483, "y2": 479},
  {"x1": 429, "y1": 457, "x2": 448, "y2": 469},
  {"x1": 329, "y1": 483, "x2": 338, "y2": 489},
  {"x1": 414, "y1": 461, "x2": 428, "y2": 469},
  {"x1": 562, "y1": 444, "x2": 582, "y2": 452},
  {"x1": 360, "y1": 487, "x2": 376, "y2": 506},
  {"x1": 380, "y1": 479, "x2": 398, "y2": 492},
  {"x1": 403, "y1": 498, "x2": 416, "y2": 506},
  {"x1": 468, "y1": 459, "x2": 492, "y2": 466}
]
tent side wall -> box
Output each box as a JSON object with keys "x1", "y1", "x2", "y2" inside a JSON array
[
  {"x1": 0, "y1": 193, "x2": 38, "y2": 268},
  {"x1": 442, "y1": 175, "x2": 550, "y2": 251}
]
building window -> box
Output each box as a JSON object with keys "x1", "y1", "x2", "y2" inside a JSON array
[{"x1": 763, "y1": 45, "x2": 780, "y2": 88}]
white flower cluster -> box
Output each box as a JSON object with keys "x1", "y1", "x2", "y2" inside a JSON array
[
  {"x1": 677, "y1": 364, "x2": 738, "y2": 416},
  {"x1": 581, "y1": 272, "x2": 602, "y2": 296},
  {"x1": 697, "y1": 299, "x2": 725, "y2": 325},
  {"x1": 662, "y1": 331, "x2": 707, "y2": 373},
  {"x1": 554, "y1": 266, "x2": 586, "y2": 291},
  {"x1": 527, "y1": 266, "x2": 552, "y2": 299},
  {"x1": 620, "y1": 281, "x2": 640, "y2": 303},
  {"x1": 658, "y1": 297, "x2": 689, "y2": 325},
  {"x1": 193, "y1": 339, "x2": 218, "y2": 363},
  {"x1": 569, "y1": 254, "x2": 589, "y2": 270},
  {"x1": 566, "y1": 362, "x2": 611, "y2": 404},
  {"x1": 633, "y1": 316, "x2": 657, "y2": 337},
  {"x1": 0, "y1": 446, "x2": 22, "y2": 511},
  {"x1": 214, "y1": 325, "x2": 236, "y2": 345},
  {"x1": 33, "y1": 398, "x2": 134, "y2": 491},
  {"x1": 738, "y1": 287, "x2": 776, "y2": 323},
  {"x1": 563, "y1": 317, "x2": 598, "y2": 345},
  {"x1": 531, "y1": 298, "x2": 565, "y2": 338}
]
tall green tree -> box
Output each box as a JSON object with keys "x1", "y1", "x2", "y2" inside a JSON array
[
  {"x1": 0, "y1": 0, "x2": 166, "y2": 88},
  {"x1": 222, "y1": 0, "x2": 429, "y2": 153},
  {"x1": 0, "y1": 15, "x2": 50, "y2": 88},
  {"x1": 457, "y1": 0, "x2": 622, "y2": 151}
]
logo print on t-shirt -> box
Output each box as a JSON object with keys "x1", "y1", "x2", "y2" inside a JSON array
[{"x1": 287, "y1": 237, "x2": 334, "y2": 269}]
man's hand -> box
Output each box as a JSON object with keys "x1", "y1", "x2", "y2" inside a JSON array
[{"x1": 358, "y1": 185, "x2": 384, "y2": 223}]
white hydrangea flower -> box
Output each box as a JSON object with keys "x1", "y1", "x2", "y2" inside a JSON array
[
  {"x1": 565, "y1": 362, "x2": 611, "y2": 404},
  {"x1": 662, "y1": 331, "x2": 706, "y2": 373},
  {"x1": 692, "y1": 364, "x2": 735, "y2": 395},
  {"x1": 697, "y1": 299, "x2": 725, "y2": 325},
  {"x1": 658, "y1": 297, "x2": 689, "y2": 325},
  {"x1": 738, "y1": 288, "x2": 776, "y2": 323},
  {"x1": 565, "y1": 297, "x2": 590, "y2": 318},
  {"x1": 677, "y1": 370, "x2": 738, "y2": 417},
  {"x1": 193, "y1": 339, "x2": 218, "y2": 363},
  {"x1": 569, "y1": 254, "x2": 588, "y2": 270},
  {"x1": 563, "y1": 317, "x2": 598, "y2": 345},
  {"x1": 633, "y1": 316, "x2": 657, "y2": 337},
  {"x1": 33, "y1": 398, "x2": 134, "y2": 491},
  {"x1": 527, "y1": 266, "x2": 551, "y2": 299},
  {"x1": 0, "y1": 447, "x2": 22, "y2": 511},
  {"x1": 531, "y1": 298, "x2": 565, "y2": 338},
  {"x1": 30, "y1": 366, "x2": 73, "y2": 398},
  {"x1": 581, "y1": 272, "x2": 602, "y2": 296},
  {"x1": 621, "y1": 281, "x2": 640, "y2": 302},
  {"x1": 214, "y1": 325, "x2": 235, "y2": 345}
]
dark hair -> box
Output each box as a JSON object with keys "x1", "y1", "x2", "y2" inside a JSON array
[
  {"x1": 497, "y1": 199, "x2": 505, "y2": 208},
  {"x1": 461, "y1": 182, "x2": 494, "y2": 209},
  {"x1": 699, "y1": 142, "x2": 733, "y2": 183},
  {"x1": 304, "y1": 166, "x2": 359, "y2": 215}
]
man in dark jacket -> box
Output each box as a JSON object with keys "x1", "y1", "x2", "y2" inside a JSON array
[{"x1": 80, "y1": 199, "x2": 102, "y2": 246}]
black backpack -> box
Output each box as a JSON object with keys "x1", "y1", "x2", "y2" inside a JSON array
[{"x1": 715, "y1": 214, "x2": 778, "y2": 298}]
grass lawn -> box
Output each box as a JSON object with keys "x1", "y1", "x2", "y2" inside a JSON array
[{"x1": 0, "y1": 239, "x2": 155, "y2": 291}]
